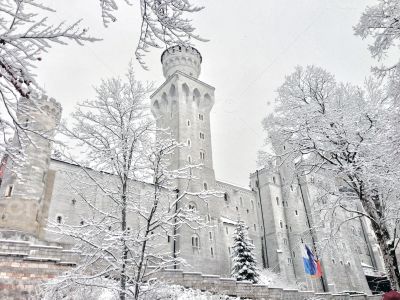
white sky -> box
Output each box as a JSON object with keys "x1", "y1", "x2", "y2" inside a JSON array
[{"x1": 36, "y1": 0, "x2": 378, "y2": 187}]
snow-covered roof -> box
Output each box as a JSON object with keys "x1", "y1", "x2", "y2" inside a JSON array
[{"x1": 216, "y1": 179, "x2": 252, "y2": 192}]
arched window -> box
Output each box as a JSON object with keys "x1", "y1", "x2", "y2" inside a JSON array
[
  {"x1": 280, "y1": 220, "x2": 283, "y2": 228},
  {"x1": 187, "y1": 139, "x2": 191, "y2": 147},
  {"x1": 182, "y1": 83, "x2": 190, "y2": 102},
  {"x1": 56, "y1": 214, "x2": 63, "y2": 224},
  {"x1": 203, "y1": 182, "x2": 208, "y2": 190},
  {"x1": 169, "y1": 84, "x2": 176, "y2": 97},
  {"x1": 187, "y1": 120, "x2": 191, "y2": 126},
  {"x1": 210, "y1": 247, "x2": 214, "y2": 257},
  {"x1": 187, "y1": 156, "x2": 192, "y2": 163},
  {"x1": 272, "y1": 177, "x2": 276, "y2": 184},
  {"x1": 276, "y1": 197, "x2": 280, "y2": 206},
  {"x1": 193, "y1": 88, "x2": 201, "y2": 106},
  {"x1": 188, "y1": 202, "x2": 197, "y2": 211},
  {"x1": 224, "y1": 192, "x2": 230, "y2": 203},
  {"x1": 191, "y1": 234, "x2": 200, "y2": 252}
]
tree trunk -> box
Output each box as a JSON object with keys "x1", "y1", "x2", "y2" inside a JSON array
[
  {"x1": 120, "y1": 181, "x2": 128, "y2": 300},
  {"x1": 133, "y1": 181, "x2": 160, "y2": 300},
  {"x1": 359, "y1": 185, "x2": 400, "y2": 290}
]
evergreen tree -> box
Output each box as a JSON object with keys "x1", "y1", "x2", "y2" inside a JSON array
[{"x1": 231, "y1": 220, "x2": 259, "y2": 283}]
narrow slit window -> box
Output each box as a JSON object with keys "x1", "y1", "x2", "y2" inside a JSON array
[{"x1": 5, "y1": 185, "x2": 13, "y2": 197}]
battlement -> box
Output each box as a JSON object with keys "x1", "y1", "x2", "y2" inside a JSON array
[
  {"x1": 161, "y1": 45, "x2": 202, "y2": 79},
  {"x1": 17, "y1": 93, "x2": 62, "y2": 125}
]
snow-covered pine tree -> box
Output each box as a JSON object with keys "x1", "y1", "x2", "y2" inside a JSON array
[{"x1": 231, "y1": 220, "x2": 259, "y2": 283}]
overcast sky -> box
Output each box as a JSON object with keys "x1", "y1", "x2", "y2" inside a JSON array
[{"x1": 36, "y1": 0, "x2": 378, "y2": 187}]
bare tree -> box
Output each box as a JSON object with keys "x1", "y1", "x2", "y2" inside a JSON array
[
  {"x1": 355, "y1": 0, "x2": 400, "y2": 77},
  {"x1": 0, "y1": 0, "x2": 205, "y2": 174},
  {"x1": 0, "y1": 0, "x2": 99, "y2": 175},
  {"x1": 99, "y1": 0, "x2": 207, "y2": 69},
  {"x1": 261, "y1": 65, "x2": 400, "y2": 289},
  {"x1": 43, "y1": 66, "x2": 210, "y2": 300}
]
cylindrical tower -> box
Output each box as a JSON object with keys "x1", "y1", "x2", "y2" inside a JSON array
[{"x1": 161, "y1": 45, "x2": 202, "y2": 79}]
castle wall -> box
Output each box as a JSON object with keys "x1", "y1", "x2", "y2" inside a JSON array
[{"x1": 0, "y1": 95, "x2": 61, "y2": 236}]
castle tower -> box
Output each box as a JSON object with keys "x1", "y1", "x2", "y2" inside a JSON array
[
  {"x1": 0, "y1": 94, "x2": 62, "y2": 236},
  {"x1": 150, "y1": 46, "x2": 216, "y2": 270},
  {"x1": 151, "y1": 45, "x2": 216, "y2": 191}
]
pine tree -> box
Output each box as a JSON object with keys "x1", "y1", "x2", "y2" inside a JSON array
[{"x1": 231, "y1": 220, "x2": 259, "y2": 283}]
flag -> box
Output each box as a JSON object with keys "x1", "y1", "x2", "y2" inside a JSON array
[
  {"x1": 302, "y1": 244, "x2": 317, "y2": 276},
  {"x1": 312, "y1": 259, "x2": 323, "y2": 278}
]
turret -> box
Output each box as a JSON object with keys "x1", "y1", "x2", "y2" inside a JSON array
[
  {"x1": 0, "y1": 94, "x2": 62, "y2": 236},
  {"x1": 161, "y1": 45, "x2": 202, "y2": 79}
]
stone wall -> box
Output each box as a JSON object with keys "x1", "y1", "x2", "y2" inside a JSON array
[
  {"x1": 155, "y1": 268, "x2": 383, "y2": 300},
  {"x1": 0, "y1": 239, "x2": 383, "y2": 300},
  {"x1": 0, "y1": 239, "x2": 79, "y2": 299}
]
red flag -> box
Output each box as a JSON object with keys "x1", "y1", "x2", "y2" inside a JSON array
[{"x1": 312, "y1": 260, "x2": 322, "y2": 278}]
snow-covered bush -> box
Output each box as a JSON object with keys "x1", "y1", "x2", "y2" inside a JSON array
[{"x1": 258, "y1": 268, "x2": 298, "y2": 289}]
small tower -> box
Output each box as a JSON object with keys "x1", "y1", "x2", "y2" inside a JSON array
[
  {"x1": 151, "y1": 45, "x2": 215, "y2": 192},
  {"x1": 0, "y1": 94, "x2": 62, "y2": 236}
]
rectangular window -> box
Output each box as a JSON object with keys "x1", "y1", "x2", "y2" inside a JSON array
[
  {"x1": 199, "y1": 132, "x2": 205, "y2": 139},
  {"x1": 5, "y1": 185, "x2": 13, "y2": 197},
  {"x1": 209, "y1": 232, "x2": 212, "y2": 240},
  {"x1": 199, "y1": 114, "x2": 204, "y2": 121},
  {"x1": 200, "y1": 151, "x2": 205, "y2": 160}
]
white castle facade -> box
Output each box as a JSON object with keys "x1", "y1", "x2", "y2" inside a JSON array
[{"x1": 0, "y1": 46, "x2": 387, "y2": 294}]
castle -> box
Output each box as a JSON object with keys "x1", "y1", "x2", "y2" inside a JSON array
[{"x1": 0, "y1": 46, "x2": 387, "y2": 295}]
